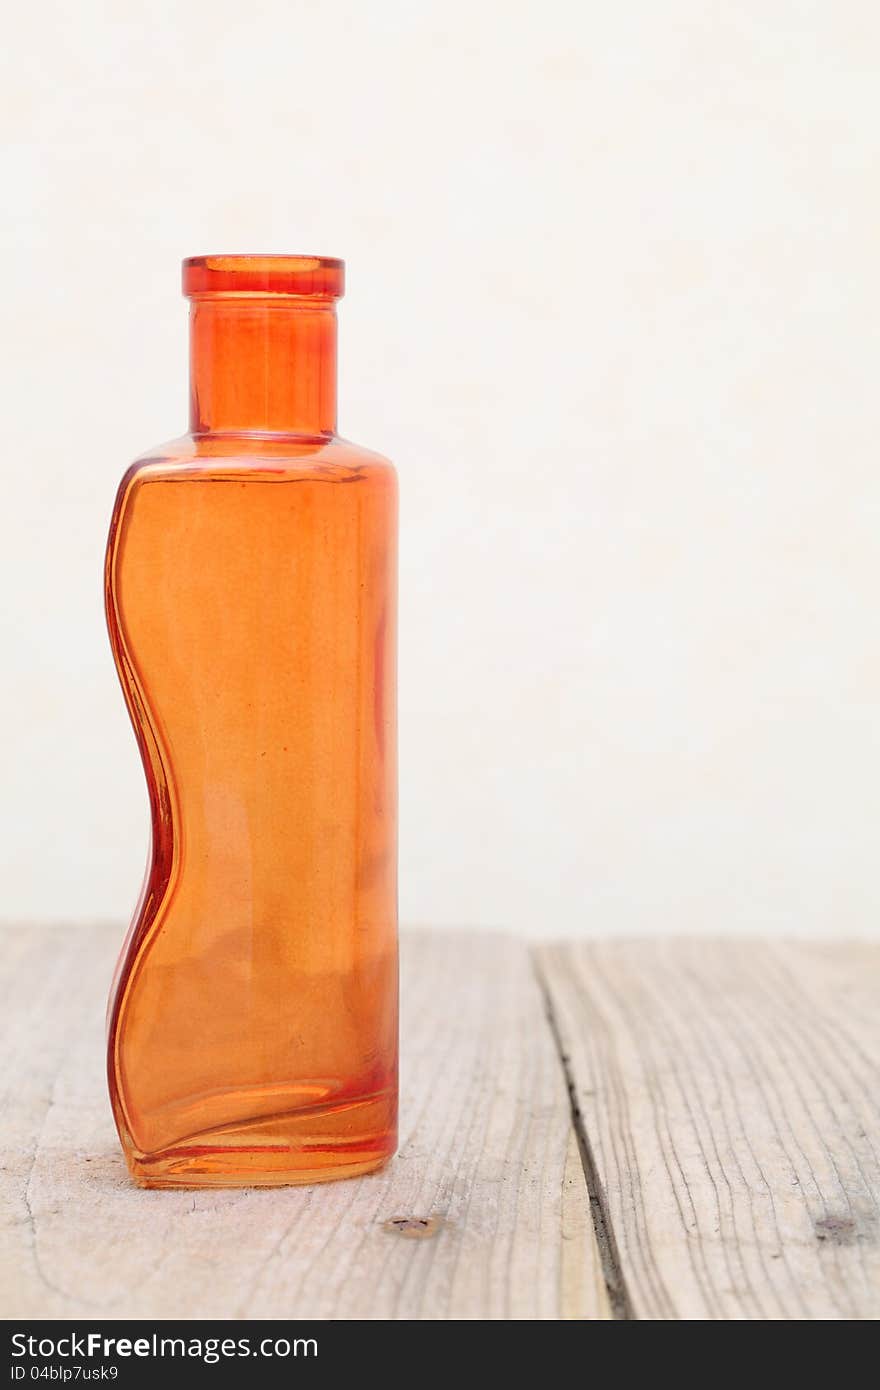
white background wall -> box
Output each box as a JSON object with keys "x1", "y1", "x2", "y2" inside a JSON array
[{"x1": 3, "y1": 1, "x2": 879, "y2": 937}]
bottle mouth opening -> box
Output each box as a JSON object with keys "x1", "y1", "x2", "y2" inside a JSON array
[{"x1": 183, "y1": 255, "x2": 345, "y2": 300}]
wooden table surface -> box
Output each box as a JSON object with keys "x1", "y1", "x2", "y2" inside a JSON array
[{"x1": 1, "y1": 926, "x2": 878, "y2": 1320}]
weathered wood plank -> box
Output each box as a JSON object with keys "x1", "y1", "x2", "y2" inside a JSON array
[
  {"x1": 536, "y1": 939, "x2": 880, "y2": 1320},
  {"x1": 0, "y1": 925, "x2": 608, "y2": 1320}
]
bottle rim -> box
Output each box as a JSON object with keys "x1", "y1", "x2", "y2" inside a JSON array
[{"x1": 183, "y1": 255, "x2": 345, "y2": 299}]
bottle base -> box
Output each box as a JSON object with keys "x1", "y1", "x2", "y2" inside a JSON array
[
  {"x1": 125, "y1": 1144, "x2": 394, "y2": 1189},
  {"x1": 117, "y1": 1089, "x2": 397, "y2": 1189}
]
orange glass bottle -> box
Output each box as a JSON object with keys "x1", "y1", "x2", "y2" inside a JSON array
[{"x1": 105, "y1": 256, "x2": 398, "y2": 1188}]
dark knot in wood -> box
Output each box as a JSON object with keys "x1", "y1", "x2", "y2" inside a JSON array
[
  {"x1": 383, "y1": 1216, "x2": 442, "y2": 1239},
  {"x1": 814, "y1": 1215, "x2": 859, "y2": 1245}
]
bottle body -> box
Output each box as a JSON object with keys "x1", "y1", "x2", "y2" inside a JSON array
[{"x1": 105, "y1": 258, "x2": 398, "y2": 1187}]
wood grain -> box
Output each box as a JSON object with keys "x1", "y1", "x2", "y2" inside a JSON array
[
  {"x1": 536, "y1": 938, "x2": 880, "y2": 1320},
  {"x1": 0, "y1": 925, "x2": 607, "y2": 1321}
]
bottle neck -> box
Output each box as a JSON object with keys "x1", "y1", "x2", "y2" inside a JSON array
[{"x1": 188, "y1": 298, "x2": 338, "y2": 436}]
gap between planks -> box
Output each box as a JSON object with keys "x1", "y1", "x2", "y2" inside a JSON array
[{"x1": 535, "y1": 963, "x2": 634, "y2": 1320}]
